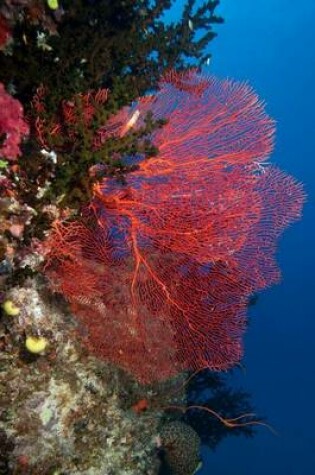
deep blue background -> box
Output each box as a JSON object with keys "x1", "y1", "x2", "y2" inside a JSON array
[{"x1": 169, "y1": 1, "x2": 315, "y2": 473}]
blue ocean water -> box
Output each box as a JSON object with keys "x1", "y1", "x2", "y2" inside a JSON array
[{"x1": 170, "y1": 1, "x2": 315, "y2": 474}]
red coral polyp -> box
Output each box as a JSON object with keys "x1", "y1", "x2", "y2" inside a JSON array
[{"x1": 44, "y1": 72, "x2": 305, "y2": 384}]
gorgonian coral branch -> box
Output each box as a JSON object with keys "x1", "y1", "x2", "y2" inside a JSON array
[{"x1": 43, "y1": 71, "x2": 305, "y2": 384}]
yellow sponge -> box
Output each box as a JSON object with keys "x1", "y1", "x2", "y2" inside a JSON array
[
  {"x1": 25, "y1": 336, "x2": 48, "y2": 354},
  {"x1": 2, "y1": 300, "x2": 20, "y2": 316}
]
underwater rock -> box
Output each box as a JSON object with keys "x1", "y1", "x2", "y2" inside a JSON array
[
  {"x1": 158, "y1": 421, "x2": 201, "y2": 475},
  {"x1": 0, "y1": 279, "x2": 165, "y2": 474}
]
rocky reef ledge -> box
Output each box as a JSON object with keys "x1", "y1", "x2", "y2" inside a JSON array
[{"x1": 0, "y1": 278, "x2": 178, "y2": 475}]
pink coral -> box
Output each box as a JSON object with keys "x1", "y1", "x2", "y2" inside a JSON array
[{"x1": 0, "y1": 83, "x2": 29, "y2": 160}]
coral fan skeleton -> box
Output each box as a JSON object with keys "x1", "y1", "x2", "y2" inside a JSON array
[{"x1": 44, "y1": 71, "x2": 304, "y2": 384}]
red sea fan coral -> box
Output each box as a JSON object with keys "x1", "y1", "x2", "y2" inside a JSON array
[
  {"x1": 44, "y1": 72, "x2": 305, "y2": 384},
  {"x1": 0, "y1": 83, "x2": 29, "y2": 160},
  {"x1": 108, "y1": 73, "x2": 275, "y2": 170}
]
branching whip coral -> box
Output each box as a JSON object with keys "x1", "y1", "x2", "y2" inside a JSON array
[{"x1": 43, "y1": 71, "x2": 305, "y2": 384}]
